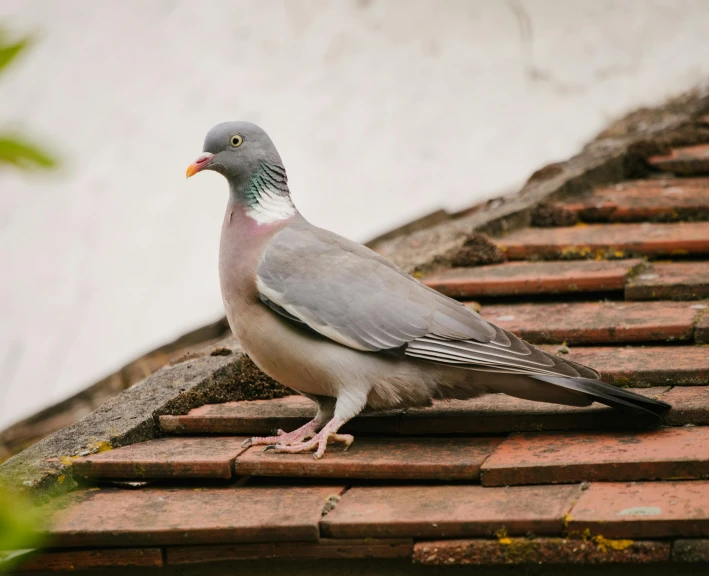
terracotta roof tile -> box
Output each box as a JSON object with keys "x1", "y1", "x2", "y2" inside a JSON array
[
  {"x1": 236, "y1": 436, "x2": 501, "y2": 481},
  {"x1": 73, "y1": 436, "x2": 249, "y2": 479},
  {"x1": 16, "y1": 549, "x2": 163, "y2": 572},
  {"x1": 561, "y1": 178, "x2": 709, "y2": 223},
  {"x1": 159, "y1": 395, "x2": 401, "y2": 436},
  {"x1": 626, "y1": 263, "x2": 709, "y2": 300},
  {"x1": 412, "y1": 538, "x2": 670, "y2": 565},
  {"x1": 696, "y1": 310, "x2": 709, "y2": 344},
  {"x1": 166, "y1": 539, "x2": 414, "y2": 565},
  {"x1": 661, "y1": 386, "x2": 709, "y2": 426},
  {"x1": 480, "y1": 427, "x2": 709, "y2": 486},
  {"x1": 568, "y1": 480, "x2": 709, "y2": 538},
  {"x1": 161, "y1": 388, "x2": 677, "y2": 438},
  {"x1": 547, "y1": 345, "x2": 709, "y2": 387},
  {"x1": 320, "y1": 484, "x2": 582, "y2": 539},
  {"x1": 495, "y1": 222, "x2": 709, "y2": 260},
  {"x1": 479, "y1": 300, "x2": 704, "y2": 344},
  {"x1": 399, "y1": 388, "x2": 669, "y2": 434},
  {"x1": 43, "y1": 484, "x2": 344, "y2": 547},
  {"x1": 672, "y1": 539, "x2": 709, "y2": 563},
  {"x1": 424, "y1": 260, "x2": 642, "y2": 298},
  {"x1": 648, "y1": 144, "x2": 709, "y2": 175}
]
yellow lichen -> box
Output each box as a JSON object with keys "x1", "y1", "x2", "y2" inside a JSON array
[
  {"x1": 561, "y1": 513, "x2": 572, "y2": 531},
  {"x1": 90, "y1": 440, "x2": 112, "y2": 453},
  {"x1": 57, "y1": 474, "x2": 65, "y2": 484},
  {"x1": 495, "y1": 528, "x2": 511, "y2": 545},
  {"x1": 501, "y1": 538, "x2": 542, "y2": 563},
  {"x1": 593, "y1": 535, "x2": 634, "y2": 552}
]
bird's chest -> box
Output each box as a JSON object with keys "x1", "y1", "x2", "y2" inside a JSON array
[
  {"x1": 218, "y1": 207, "x2": 330, "y2": 395},
  {"x1": 218, "y1": 204, "x2": 277, "y2": 308}
]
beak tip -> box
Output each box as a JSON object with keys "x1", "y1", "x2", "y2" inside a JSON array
[{"x1": 186, "y1": 153, "x2": 215, "y2": 179}]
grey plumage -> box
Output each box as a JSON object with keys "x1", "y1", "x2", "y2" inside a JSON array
[{"x1": 187, "y1": 121, "x2": 670, "y2": 458}]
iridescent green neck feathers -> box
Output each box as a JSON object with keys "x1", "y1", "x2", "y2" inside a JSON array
[{"x1": 240, "y1": 163, "x2": 296, "y2": 225}]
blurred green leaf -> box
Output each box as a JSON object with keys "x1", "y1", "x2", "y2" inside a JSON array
[
  {"x1": 0, "y1": 488, "x2": 45, "y2": 572},
  {"x1": 0, "y1": 137, "x2": 56, "y2": 170},
  {"x1": 0, "y1": 31, "x2": 31, "y2": 75},
  {"x1": 0, "y1": 27, "x2": 57, "y2": 173}
]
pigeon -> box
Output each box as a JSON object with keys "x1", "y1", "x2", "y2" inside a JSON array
[{"x1": 186, "y1": 121, "x2": 670, "y2": 459}]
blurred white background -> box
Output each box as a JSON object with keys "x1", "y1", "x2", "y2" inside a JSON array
[{"x1": 1, "y1": 0, "x2": 709, "y2": 430}]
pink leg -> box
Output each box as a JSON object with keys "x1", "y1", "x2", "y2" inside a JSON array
[
  {"x1": 267, "y1": 417, "x2": 353, "y2": 459},
  {"x1": 241, "y1": 418, "x2": 321, "y2": 448}
]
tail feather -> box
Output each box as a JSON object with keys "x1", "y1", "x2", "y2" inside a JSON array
[{"x1": 531, "y1": 374, "x2": 671, "y2": 417}]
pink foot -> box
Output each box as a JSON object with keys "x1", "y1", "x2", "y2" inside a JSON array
[
  {"x1": 267, "y1": 419, "x2": 353, "y2": 459},
  {"x1": 241, "y1": 419, "x2": 320, "y2": 448}
]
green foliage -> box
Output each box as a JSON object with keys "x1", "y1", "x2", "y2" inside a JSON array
[
  {"x1": 0, "y1": 137, "x2": 56, "y2": 170},
  {"x1": 0, "y1": 488, "x2": 45, "y2": 572},
  {"x1": 0, "y1": 25, "x2": 55, "y2": 569},
  {"x1": 0, "y1": 32, "x2": 31, "y2": 74},
  {"x1": 0, "y1": 28, "x2": 57, "y2": 171}
]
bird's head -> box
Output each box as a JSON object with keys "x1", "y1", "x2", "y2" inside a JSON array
[
  {"x1": 187, "y1": 121, "x2": 296, "y2": 225},
  {"x1": 186, "y1": 121, "x2": 284, "y2": 188}
]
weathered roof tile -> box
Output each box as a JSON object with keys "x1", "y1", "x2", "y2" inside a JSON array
[
  {"x1": 399, "y1": 388, "x2": 669, "y2": 434},
  {"x1": 73, "y1": 436, "x2": 249, "y2": 479},
  {"x1": 424, "y1": 260, "x2": 642, "y2": 298},
  {"x1": 160, "y1": 388, "x2": 677, "y2": 438},
  {"x1": 236, "y1": 436, "x2": 501, "y2": 481},
  {"x1": 42, "y1": 485, "x2": 345, "y2": 547},
  {"x1": 479, "y1": 301, "x2": 703, "y2": 344},
  {"x1": 412, "y1": 538, "x2": 670, "y2": 565},
  {"x1": 672, "y1": 539, "x2": 709, "y2": 563},
  {"x1": 321, "y1": 484, "x2": 582, "y2": 539},
  {"x1": 480, "y1": 427, "x2": 709, "y2": 486},
  {"x1": 561, "y1": 178, "x2": 709, "y2": 223},
  {"x1": 648, "y1": 144, "x2": 709, "y2": 175},
  {"x1": 626, "y1": 263, "x2": 709, "y2": 300},
  {"x1": 568, "y1": 480, "x2": 709, "y2": 538},
  {"x1": 547, "y1": 345, "x2": 709, "y2": 387},
  {"x1": 166, "y1": 539, "x2": 414, "y2": 565},
  {"x1": 495, "y1": 222, "x2": 709, "y2": 260},
  {"x1": 16, "y1": 548, "x2": 163, "y2": 572},
  {"x1": 157, "y1": 383, "x2": 709, "y2": 439},
  {"x1": 661, "y1": 386, "x2": 709, "y2": 426},
  {"x1": 695, "y1": 311, "x2": 709, "y2": 344},
  {"x1": 159, "y1": 395, "x2": 402, "y2": 436}
]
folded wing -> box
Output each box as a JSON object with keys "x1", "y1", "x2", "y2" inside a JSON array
[{"x1": 256, "y1": 221, "x2": 599, "y2": 381}]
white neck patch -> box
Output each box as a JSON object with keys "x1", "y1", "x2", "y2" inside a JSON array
[{"x1": 245, "y1": 186, "x2": 297, "y2": 225}]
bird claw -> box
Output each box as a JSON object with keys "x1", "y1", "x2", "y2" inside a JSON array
[
  {"x1": 263, "y1": 444, "x2": 278, "y2": 452},
  {"x1": 240, "y1": 438, "x2": 253, "y2": 448}
]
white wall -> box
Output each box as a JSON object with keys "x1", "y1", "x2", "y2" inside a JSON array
[{"x1": 1, "y1": 0, "x2": 709, "y2": 430}]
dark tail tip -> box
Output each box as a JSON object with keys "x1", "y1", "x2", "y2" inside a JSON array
[{"x1": 532, "y1": 374, "x2": 671, "y2": 417}]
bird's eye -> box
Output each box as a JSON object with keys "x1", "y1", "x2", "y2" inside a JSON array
[{"x1": 230, "y1": 134, "x2": 244, "y2": 148}]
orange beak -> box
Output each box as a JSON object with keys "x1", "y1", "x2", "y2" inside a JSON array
[{"x1": 186, "y1": 152, "x2": 215, "y2": 178}]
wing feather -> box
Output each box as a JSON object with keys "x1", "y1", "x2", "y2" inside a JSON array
[
  {"x1": 257, "y1": 221, "x2": 497, "y2": 351},
  {"x1": 257, "y1": 220, "x2": 600, "y2": 381}
]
